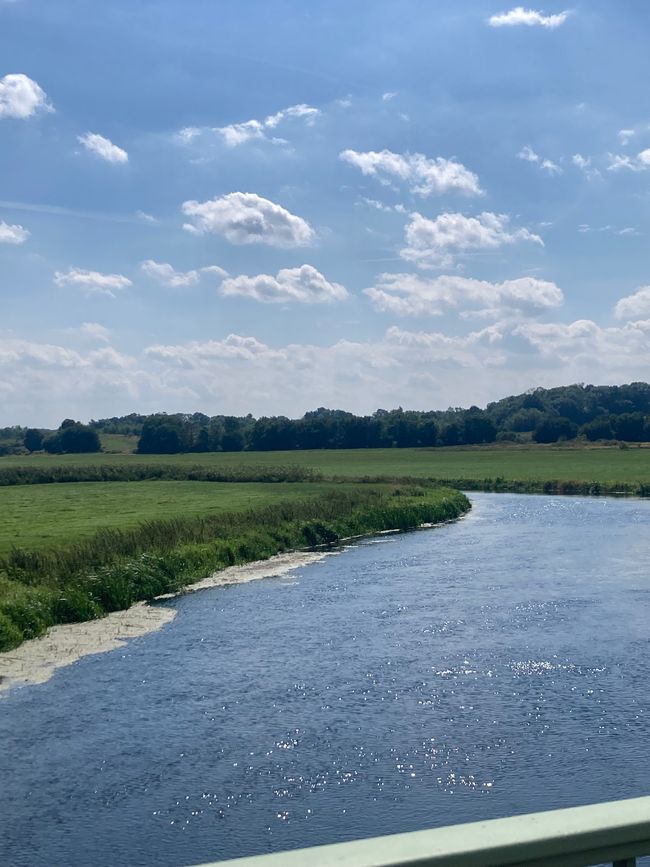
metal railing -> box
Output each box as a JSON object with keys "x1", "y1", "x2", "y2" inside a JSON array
[{"x1": 192, "y1": 795, "x2": 650, "y2": 867}]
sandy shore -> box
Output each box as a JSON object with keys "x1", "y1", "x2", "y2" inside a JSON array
[{"x1": 0, "y1": 550, "x2": 331, "y2": 695}]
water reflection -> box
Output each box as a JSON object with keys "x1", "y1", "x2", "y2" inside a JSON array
[{"x1": 1, "y1": 494, "x2": 650, "y2": 866}]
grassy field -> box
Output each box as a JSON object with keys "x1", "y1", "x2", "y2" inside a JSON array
[
  {"x1": 2, "y1": 444, "x2": 649, "y2": 485},
  {"x1": 0, "y1": 481, "x2": 353, "y2": 555}
]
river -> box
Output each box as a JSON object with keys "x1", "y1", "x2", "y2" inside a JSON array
[{"x1": 1, "y1": 493, "x2": 649, "y2": 866}]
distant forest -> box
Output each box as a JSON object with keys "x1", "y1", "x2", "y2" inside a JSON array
[{"x1": 3, "y1": 382, "x2": 650, "y2": 455}]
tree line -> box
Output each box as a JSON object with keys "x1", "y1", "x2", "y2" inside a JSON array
[{"x1": 5, "y1": 381, "x2": 650, "y2": 455}]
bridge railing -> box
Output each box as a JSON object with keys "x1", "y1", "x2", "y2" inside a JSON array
[{"x1": 191, "y1": 795, "x2": 650, "y2": 867}]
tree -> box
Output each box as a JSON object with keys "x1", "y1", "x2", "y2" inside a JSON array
[
  {"x1": 23, "y1": 429, "x2": 43, "y2": 452},
  {"x1": 533, "y1": 416, "x2": 578, "y2": 444},
  {"x1": 44, "y1": 422, "x2": 101, "y2": 454},
  {"x1": 137, "y1": 416, "x2": 188, "y2": 454}
]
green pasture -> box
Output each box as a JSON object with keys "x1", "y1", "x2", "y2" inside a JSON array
[
  {"x1": 0, "y1": 480, "x2": 352, "y2": 555},
  {"x1": 2, "y1": 443, "x2": 649, "y2": 485}
]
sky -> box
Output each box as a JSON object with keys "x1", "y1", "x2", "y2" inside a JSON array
[{"x1": 2, "y1": 0, "x2": 650, "y2": 426}]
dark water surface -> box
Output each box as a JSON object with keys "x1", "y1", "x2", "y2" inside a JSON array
[{"x1": 2, "y1": 493, "x2": 650, "y2": 866}]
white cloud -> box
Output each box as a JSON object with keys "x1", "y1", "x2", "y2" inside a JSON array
[
  {"x1": 618, "y1": 129, "x2": 635, "y2": 145},
  {"x1": 518, "y1": 145, "x2": 562, "y2": 175},
  {"x1": 518, "y1": 145, "x2": 539, "y2": 163},
  {"x1": 53, "y1": 268, "x2": 132, "y2": 298},
  {"x1": 382, "y1": 91, "x2": 397, "y2": 101},
  {"x1": 181, "y1": 192, "x2": 315, "y2": 247},
  {"x1": 488, "y1": 7, "x2": 569, "y2": 28},
  {"x1": 514, "y1": 318, "x2": 650, "y2": 371},
  {"x1": 4, "y1": 314, "x2": 650, "y2": 427},
  {"x1": 339, "y1": 149, "x2": 483, "y2": 197},
  {"x1": 607, "y1": 150, "x2": 650, "y2": 172},
  {"x1": 540, "y1": 158, "x2": 562, "y2": 175},
  {"x1": 78, "y1": 132, "x2": 128, "y2": 164},
  {"x1": 572, "y1": 153, "x2": 589, "y2": 169},
  {"x1": 146, "y1": 334, "x2": 278, "y2": 364},
  {"x1": 400, "y1": 211, "x2": 543, "y2": 268},
  {"x1": 0, "y1": 220, "x2": 29, "y2": 244},
  {"x1": 180, "y1": 103, "x2": 320, "y2": 149},
  {"x1": 79, "y1": 322, "x2": 111, "y2": 342},
  {"x1": 364, "y1": 273, "x2": 563, "y2": 317},
  {"x1": 614, "y1": 286, "x2": 650, "y2": 320},
  {"x1": 220, "y1": 265, "x2": 348, "y2": 304},
  {"x1": 0, "y1": 73, "x2": 51, "y2": 119},
  {"x1": 136, "y1": 210, "x2": 158, "y2": 224},
  {"x1": 141, "y1": 259, "x2": 228, "y2": 288}
]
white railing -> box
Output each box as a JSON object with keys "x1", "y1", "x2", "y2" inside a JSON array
[{"x1": 191, "y1": 795, "x2": 650, "y2": 867}]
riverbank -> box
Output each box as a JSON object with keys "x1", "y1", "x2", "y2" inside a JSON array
[
  {"x1": 0, "y1": 485, "x2": 470, "y2": 654},
  {"x1": 0, "y1": 550, "x2": 331, "y2": 693}
]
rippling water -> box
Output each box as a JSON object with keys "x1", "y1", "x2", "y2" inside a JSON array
[{"x1": 2, "y1": 493, "x2": 650, "y2": 866}]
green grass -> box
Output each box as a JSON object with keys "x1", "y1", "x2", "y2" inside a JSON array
[
  {"x1": 0, "y1": 485, "x2": 470, "y2": 651},
  {"x1": 99, "y1": 433, "x2": 139, "y2": 453},
  {"x1": 3, "y1": 443, "x2": 649, "y2": 485},
  {"x1": 0, "y1": 481, "x2": 350, "y2": 555}
]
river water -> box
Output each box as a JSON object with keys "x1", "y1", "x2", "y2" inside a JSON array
[{"x1": 1, "y1": 493, "x2": 650, "y2": 866}]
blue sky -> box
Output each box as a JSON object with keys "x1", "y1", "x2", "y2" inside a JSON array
[{"x1": 2, "y1": 0, "x2": 650, "y2": 426}]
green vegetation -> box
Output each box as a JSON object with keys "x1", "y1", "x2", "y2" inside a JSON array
[
  {"x1": 3, "y1": 383, "x2": 650, "y2": 458},
  {"x1": 0, "y1": 480, "x2": 342, "y2": 554},
  {"x1": 1, "y1": 444, "x2": 649, "y2": 492},
  {"x1": 0, "y1": 485, "x2": 469, "y2": 652}
]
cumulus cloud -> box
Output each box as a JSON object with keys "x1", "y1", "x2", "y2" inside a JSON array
[
  {"x1": 179, "y1": 103, "x2": 320, "y2": 148},
  {"x1": 614, "y1": 286, "x2": 650, "y2": 320},
  {"x1": 53, "y1": 268, "x2": 132, "y2": 298},
  {"x1": 5, "y1": 312, "x2": 650, "y2": 427},
  {"x1": 146, "y1": 333, "x2": 278, "y2": 364},
  {"x1": 488, "y1": 7, "x2": 569, "y2": 28},
  {"x1": 618, "y1": 129, "x2": 635, "y2": 145},
  {"x1": 220, "y1": 265, "x2": 348, "y2": 304},
  {"x1": 0, "y1": 220, "x2": 29, "y2": 244},
  {"x1": 182, "y1": 192, "x2": 315, "y2": 247},
  {"x1": 364, "y1": 273, "x2": 563, "y2": 317},
  {"x1": 0, "y1": 73, "x2": 51, "y2": 119},
  {"x1": 78, "y1": 132, "x2": 128, "y2": 164},
  {"x1": 339, "y1": 149, "x2": 483, "y2": 197},
  {"x1": 400, "y1": 211, "x2": 543, "y2": 268},
  {"x1": 514, "y1": 318, "x2": 650, "y2": 371},
  {"x1": 140, "y1": 259, "x2": 228, "y2": 288}
]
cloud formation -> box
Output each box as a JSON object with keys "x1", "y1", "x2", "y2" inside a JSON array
[
  {"x1": 0, "y1": 220, "x2": 29, "y2": 244},
  {"x1": 614, "y1": 286, "x2": 650, "y2": 320},
  {"x1": 607, "y1": 149, "x2": 650, "y2": 172},
  {"x1": 488, "y1": 7, "x2": 569, "y2": 28},
  {"x1": 400, "y1": 211, "x2": 543, "y2": 268},
  {"x1": 53, "y1": 268, "x2": 132, "y2": 298},
  {"x1": 220, "y1": 265, "x2": 348, "y2": 304},
  {"x1": 141, "y1": 260, "x2": 227, "y2": 288},
  {"x1": 182, "y1": 192, "x2": 315, "y2": 247},
  {"x1": 78, "y1": 132, "x2": 128, "y2": 164},
  {"x1": 179, "y1": 103, "x2": 320, "y2": 148},
  {"x1": 0, "y1": 73, "x2": 51, "y2": 119},
  {"x1": 517, "y1": 145, "x2": 562, "y2": 175},
  {"x1": 339, "y1": 149, "x2": 483, "y2": 197},
  {"x1": 364, "y1": 273, "x2": 563, "y2": 317}
]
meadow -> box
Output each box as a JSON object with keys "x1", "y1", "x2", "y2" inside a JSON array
[
  {"x1": 0, "y1": 481, "x2": 353, "y2": 555},
  {"x1": 1, "y1": 441, "x2": 649, "y2": 487}
]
